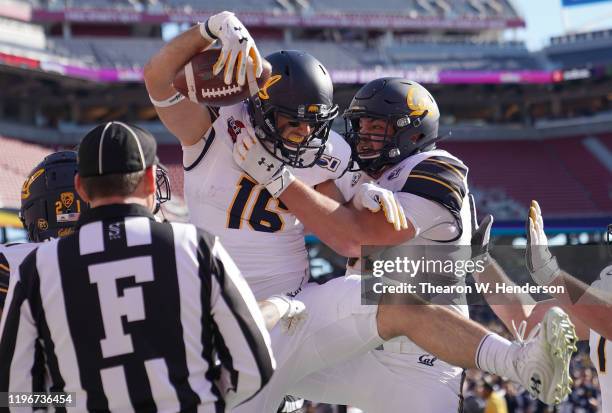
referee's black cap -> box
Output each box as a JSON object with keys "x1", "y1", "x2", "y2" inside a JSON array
[{"x1": 78, "y1": 121, "x2": 158, "y2": 177}]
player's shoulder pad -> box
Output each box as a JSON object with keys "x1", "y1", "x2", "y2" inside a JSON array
[
  {"x1": 316, "y1": 130, "x2": 352, "y2": 179},
  {"x1": 401, "y1": 154, "x2": 469, "y2": 216}
]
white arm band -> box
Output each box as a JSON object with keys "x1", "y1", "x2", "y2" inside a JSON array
[{"x1": 149, "y1": 92, "x2": 186, "y2": 108}]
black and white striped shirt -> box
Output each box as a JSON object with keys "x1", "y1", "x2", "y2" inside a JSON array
[{"x1": 0, "y1": 204, "x2": 275, "y2": 412}]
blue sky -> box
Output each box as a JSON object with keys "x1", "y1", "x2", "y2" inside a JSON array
[{"x1": 509, "y1": 0, "x2": 612, "y2": 50}]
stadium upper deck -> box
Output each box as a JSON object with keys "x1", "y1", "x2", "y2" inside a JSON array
[
  {"x1": 2, "y1": 0, "x2": 524, "y2": 29},
  {"x1": 545, "y1": 28, "x2": 612, "y2": 69}
]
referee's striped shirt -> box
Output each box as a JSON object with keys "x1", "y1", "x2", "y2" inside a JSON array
[{"x1": 0, "y1": 204, "x2": 275, "y2": 412}]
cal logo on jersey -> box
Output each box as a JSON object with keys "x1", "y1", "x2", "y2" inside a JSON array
[{"x1": 387, "y1": 166, "x2": 405, "y2": 181}]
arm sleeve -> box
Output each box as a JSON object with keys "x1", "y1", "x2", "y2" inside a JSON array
[
  {"x1": 203, "y1": 238, "x2": 275, "y2": 408},
  {"x1": 0, "y1": 250, "x2": 40, "y2": 395},
  {"x1": 333, "y1": 170, "x2": 363, "y2": 203},
  {"x1": 395, "y1": 192, "x2": 461, "y2": 242}
]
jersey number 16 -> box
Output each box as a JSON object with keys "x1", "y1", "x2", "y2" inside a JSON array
[{"x1": 227, "y1": 175, "x2": 288, "y2": 233}]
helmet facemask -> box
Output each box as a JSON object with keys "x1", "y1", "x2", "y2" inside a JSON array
[
  {"x1": 154, "y1": 164, "x2": 171, "y2": 214},
  {"x1": 344, "y1": 111, "x2": 428, "y2": 175},
  {"x1": 250, "y1": 97, "x2": 338, "y2": 168},
  {"x1": 343, "y1": 78, "x2": 443, "y2": 175}
]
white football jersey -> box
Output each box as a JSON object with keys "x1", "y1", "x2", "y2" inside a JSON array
[
  {"x1": 589, "y1": 264, "x2": 612, "y2": 411},
  {"x1": 183, "y1": 102, "x2": 351, "y2": 297},
  {"x1": 336, "y1": 150, "x2": 472, "y2": 359}
]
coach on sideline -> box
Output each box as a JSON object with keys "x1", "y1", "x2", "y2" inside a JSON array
[{"x1": 0, "y1": 122, "x2": 275, "y2": 412}]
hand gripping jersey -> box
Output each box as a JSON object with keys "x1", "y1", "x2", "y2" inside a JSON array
[
  {"x1": 182, "y1": 103, "x2": 351, "y2": 298},
  {"x1": 589, "y1": 265, "x2": 612, "y2": 410}
]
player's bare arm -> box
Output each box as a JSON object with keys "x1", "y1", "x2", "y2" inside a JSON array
[
  {"x1": 144, "y1": 25, "x2": 214, "y2": 146},
  {"x1": 473, "y1": 200, "x2": 609, "y2": 339},
  {"x1": 144, "y1": 12, "x2": 262, "y2": 146},
  {"x1": 279, "y1": 179, "x2": 413, "y2": 257},
  {"x1": 469, "y1": 207, "x2": 537, "y2": 334},
  {"x1": 526, "y1": 200, "x2": 612, "y2": 338},
  {"x1": 475, "y1": 262, "x2": 592, "y2": 339}
]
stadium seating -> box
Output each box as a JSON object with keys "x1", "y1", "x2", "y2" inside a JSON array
[
  {"x1": 440, "y1": 135, "x2": 611, "y2": 218},
  {"x1": 387, "y1": 39, "x2": 541, "y2": 70},
  {"x1": 18, "y1": 0, "x2": 521, "y2": 19},
  {"x1": 545, "y1": 29, "x2": 612, "y2": 68},
  {"x1": 549, "y1": 136, "x2": 611, "y2": 213},
  {"x1": 157, "y1": 144, "x2": 183, "y2": 198},
  {"x1": 0, "y1": 136, "x2": 53, "y2": 209},
  {"x1": 39, "y1": 36, "x2": 539, "y2": 72},
  {"x1": 47, "y1": 37, "x2": 165, "y2": 68}
]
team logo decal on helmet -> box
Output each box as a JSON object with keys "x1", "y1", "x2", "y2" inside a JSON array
[
  {"x1": 20, "y1": 151, "x2": 89, "y2": 242},
  {"x1": 258, "y1": 75, "x2": 282, "y2": 100},
  {"x1": 21, "y1": 168, "x2": 44, "y2": 200},
  {"x1": 343, "y1": 78, "x2": 443, "y2": 175},
  {"x1": 248, "y1": 50, "x2": 339, "y2": 168},
  {"x1": 37, "y1": 218, "x2": 48, "y2": 231},
  {"x1": 406, "y1": 86, "x2": 438, "y2": 118},
  {"x1": 61, "y1": 192, "x2": 75, "y2": 209}
]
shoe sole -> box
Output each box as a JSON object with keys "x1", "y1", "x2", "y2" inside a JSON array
[{"x1": 543, "y1": 308, "x2": 579, "y2": 404}]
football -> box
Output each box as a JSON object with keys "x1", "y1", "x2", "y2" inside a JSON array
[{"x1": 173, "y1": 49, "x2": 272, "y2": 107}]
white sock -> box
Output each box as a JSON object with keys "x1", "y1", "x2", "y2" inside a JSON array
[
  {"x1": 475, "y1": 333, "x2": 519, "y2": 382},
  {"x1": 266, "y1": 295, "x2": 290, "y2": 318}
]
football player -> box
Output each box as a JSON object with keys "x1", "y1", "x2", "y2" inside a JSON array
[
  {"x1": 144, "y1": 12, "x2": 576, "y2": 411},
  {"x1": 0, "y1": 151, "x2": 89, "y2": 320},
  {"x1": 236, "y1": 78, "x2": 579, "y2": 412},
  {"x1": 473, "y1": 201, "x2": 611, "y2": 409}
]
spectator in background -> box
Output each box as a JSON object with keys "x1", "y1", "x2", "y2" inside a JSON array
[{"x1": 479, "y1": 375, "x2": 509, "y2": 413}]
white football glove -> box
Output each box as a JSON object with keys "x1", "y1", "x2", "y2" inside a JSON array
[
  {"x1": 233, "y1": 132, "x2": 296, "y2": 198},
  {"x1": 352, "y1": 183, "x2": 408, "y2": 231},
  {"x1": 526, "y1": 200, "x2": 560, "y2": 285},
  {"x1": 200, "y1": 11, "x2": 263, "y2": 86},
  {"x1": 267, "y1": 294, "x2": 307, "y2": 336}
]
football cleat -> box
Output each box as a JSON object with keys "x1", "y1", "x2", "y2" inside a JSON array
[{"x1": 511, "y1": 307, "x2": 578, "y2": 405}]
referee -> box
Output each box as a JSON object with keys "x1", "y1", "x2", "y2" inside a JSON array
[{"x1": 0, "y1": 122, "x2": 275, "y2": 412}]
